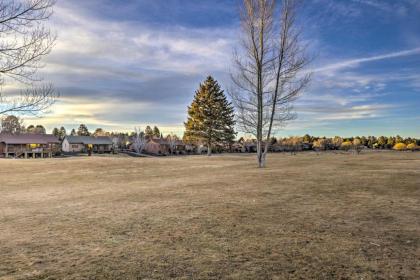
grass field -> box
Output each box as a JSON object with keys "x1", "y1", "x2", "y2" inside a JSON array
[{"x1": 0, "y1": 152, "x2": 419, "y2": 279}]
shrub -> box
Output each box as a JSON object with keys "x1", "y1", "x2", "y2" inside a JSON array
[
  {"x1": 407, "y1": 143, "x2": 419, "y2": 151},
  {"x1": 393, "y1": 143, "x2": 407, "y2": 151},
  {"x1": 352, "y1": 138, "x2": 363, "y2": 154},
  {"x1": 340, "y1": 141, "x2": 352, "y2": 151}
]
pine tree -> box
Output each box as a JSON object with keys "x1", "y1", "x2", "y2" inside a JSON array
[
  {"x1": 184, "y1": 76, "x2": 236, "y2": 155},
  {"x1": 35, "y1": 125, "x2": 46, "y2": 134},
  {"x1": 77, "y1": 124, "x2": 90, "y2": 136},
  {"x1": 145, "y1": 126, "x2": 153, "y2": 139},
  {"x1": 70, "y1": 128, "x2": 76, "y2": 136},
  {"x1": 26, "y1": 124, "x2": 35, "y2": 133},
  {"x1": 153, "y1": 126, "x2": 160, "y2": 138},
  {"x1": 59, "y1": 127, "x2": 66, "y2": 140},
  {"x1": 52, "y1": 127, "x2": 59, "y2": 137}
]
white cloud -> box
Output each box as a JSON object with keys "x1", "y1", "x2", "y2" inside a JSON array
[{"x1": 312, "y1": 48, "x2": 420, "y2": 73}]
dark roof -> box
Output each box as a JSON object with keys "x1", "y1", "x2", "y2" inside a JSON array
[
  {"x1": 65, "y1": 136, "x2": 113, "y2": 145},
  {"x1": 0, "y1": 133, "x2": 60, "y2": 144},
  {"x1": 149, "y1": 138, "x2": 170, "y2": 145},
  {"x1": 149, "y1": 138, "x2": 185, "y2": 146}
]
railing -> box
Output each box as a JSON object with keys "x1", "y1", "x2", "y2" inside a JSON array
[{"x1": 5, "y1": 147, "x2": 55, "y2": 153}]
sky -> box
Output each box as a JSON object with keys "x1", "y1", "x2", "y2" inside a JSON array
[{"x1": 10, "y1": 0, "x2": 420, "y2": 137}]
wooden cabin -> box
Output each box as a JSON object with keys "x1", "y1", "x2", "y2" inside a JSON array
[
  {"x1": 232, "y1": 142, "x2": 246, "y2": 153},
  {"x1": 62, "y1": 136, "x2": 113, "y2": 153},
  {"x1": 0, "y1": 133, "x2": 61, "y2": 158},
  {"x1": 144, "y1": 138, "x2": 170, "y2": 155}
]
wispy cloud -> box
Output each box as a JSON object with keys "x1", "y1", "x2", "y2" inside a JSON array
[
  {"x1": 312, "y1": 48, "x2": 420, "y2": 73},
  {"x1": 4, "y1": 0, "x2": 419, "y2": 138}
]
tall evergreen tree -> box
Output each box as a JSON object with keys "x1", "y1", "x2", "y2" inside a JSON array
[
  {"x1": 70, "y1": 128, "x2": 76, "y2": 136},
  {"x1": 93, "y1": 128, "x2": 107, "y2": 136},
  {"x1": 35, "y1": 125, "x2": 46, "y2": 134},
  {"x1": 145, "y1": 125, "x2": 153, "y2": 138},
  {"x1": 59, "y1": 127, "x2": 67, "y2": 140},
  {"x1": 77, "y1": 124, "x2": 90, "y2": 136},
  {"x1": 52, "y1": 127, "x2": 59, "y2": 137},
  {"x1": 153, "y1": 126, "x2": 160, "y2": 138},
  {"x1": 184, "y1": 76, "x2": 236, "y2": 155}
]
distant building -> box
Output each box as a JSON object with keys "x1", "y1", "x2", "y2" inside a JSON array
[
  {"x1": 144, "y1": 138, "x2": 170, "y2": 155},
  {"x1": 62, "y1": 136, "x2": 113, "y2": 153},
  {"x1": 0, "y1": 133, "x2": 61, "y2": 158}
]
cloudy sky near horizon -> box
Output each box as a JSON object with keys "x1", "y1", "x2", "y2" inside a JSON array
[{"x1": 11, "y1": 0, "x2": 420, "y2": 137}]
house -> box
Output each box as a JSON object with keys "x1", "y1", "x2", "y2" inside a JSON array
[
  {"x1": 232, "y1": 142, "x2": 246, "y2": 153},
  {"x1": 173, "y1": 140, "x2": 186, "y2": 154},
  {"x1": 184, "y1": 143, "x2": 196, "y2": 154},
  {"x1": 0, "y1": 133, "x2": 61, "y2": 158},
  {"x1": 197, "y1": 144, "x2": 208, "y2": 154},
  {"x1": 62, "y1": 136, "x2": 113, "y2": 153},
  {"x1": 144, "y1": 138, "x2": 170, "y2": 155},
  {"x1": 243, "y1": 141, "x2": 257, "y2": 153}
]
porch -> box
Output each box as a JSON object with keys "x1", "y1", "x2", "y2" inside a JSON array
[{"x1": 1, "y1": 144, "x2": 60, "y2": 158}]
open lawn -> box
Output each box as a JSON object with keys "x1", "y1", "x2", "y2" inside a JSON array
[{"x1": 0, "y1": 152, "x2": 419, "y2": 279}]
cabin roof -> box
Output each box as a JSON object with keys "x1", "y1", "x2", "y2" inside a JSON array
[
  {"x1": 148, "y1": 138, "x2": 169, "y2": 145},
  {"x1": 65, "y1": 136, "x2": 113, "y2": 145},
  {"x1": 0, "y1": 133, "x2": 60, "y2": 144}
]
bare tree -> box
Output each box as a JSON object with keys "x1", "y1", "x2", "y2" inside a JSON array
[
  {"x1": 230, "y1": 0, "x2": 310, "y2": 167},
  {"x1": 0, "y1": 83, "x2": 56, "y2": 115},
  {"x1": 132, "y1": 127, "x2": 146, "y2": 154},
  {"x1": 166, "y1": 133, "x2": 179, "y2": 155},
  {"x1": 0, "y1": 0, "x2": 57, "y2": 116}
]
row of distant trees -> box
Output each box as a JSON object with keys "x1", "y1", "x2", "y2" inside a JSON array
[
  {"x1": 51, "y1": 124, "x2": 163, "y2": 139},
  {"x1": 267, "y1": 135, "x2": 420, "y2": 151},
  {"x1": 0, "y1": 115, "x2": 47, "y2": 134}
]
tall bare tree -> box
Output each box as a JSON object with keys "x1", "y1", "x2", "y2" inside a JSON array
[
  {"x1": 230, "y1": 0, "x2": 310, "y2": 167},
  {"x1": 166, "y1": 133, "x2": 179, "y2": 155},
  {"x1": 132, "y1": 127, "x2": 146, "y2": 154},
  {"x1": 0, "y1": 0, "x2": 57, "y2": 116}
]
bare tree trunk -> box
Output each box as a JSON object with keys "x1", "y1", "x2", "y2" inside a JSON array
[{"x1": 230, "y1": 0, "x2": 310, "y2": 168}]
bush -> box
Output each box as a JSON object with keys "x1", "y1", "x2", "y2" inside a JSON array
[
  {"x1": 352, "y1": 139, "x2": 363, "y2": 154},
  {"x1": 340, "y1": 141, "x2": 352, "y2": 151},
  {"x1": 393, "y1": 143, "x2": 407, "y2": 151},
  {"x1": 407, "y1": 143, "x2": 419, "y2": 151}
]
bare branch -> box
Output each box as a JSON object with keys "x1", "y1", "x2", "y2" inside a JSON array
[
  {"x1": 0, "y1": 0, "x2": 57, "y2": 116},
  {"x1": 0, "y1": 83, "x2": 58, "y2": 115},
  {"x1": 229, "y1": 0, "x2": 311, "y2": 167},
  {"x1": 132, "y1": 127, "x2": 146, "y2": 154}
]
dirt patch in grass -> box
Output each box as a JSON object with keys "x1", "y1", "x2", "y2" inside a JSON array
[{"x1": 0, "y1": 152, "x2": 419, "y2": 279}]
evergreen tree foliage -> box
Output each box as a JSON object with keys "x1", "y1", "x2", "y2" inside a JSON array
[
  {"x1": 26, "y1": 124, "x2": 46, "y2": 134},
  {"x1": 93, "y1": 128, "x2": 107, "y2": 136},
  {"x1": 26, "y1": 125, "x2": 35, "y2": 133},
  {"x1": 59, "y1": 127, "x2": 67, "y2": 140},
  {"x1": 77, "y1": 124, "x2": 90, "y2": 136},
  {"x1": 70, "y1": 128, "x2": 76, "y2": 136},
  {"x1": 145, "y1": 126, "x2": 153, "y2": 138},
  {"x1": 52, "y1": 127, "x2": 59, "y2": 137},
  {"x1": 153, "y1": 126, "x2": 160, "y2": 138},
  {"x1": 184, "y1": 76, "x2": 236, "y2": 155},
  {"x1": 35, "y1": 125, "x2": 46, "y2": 134}
]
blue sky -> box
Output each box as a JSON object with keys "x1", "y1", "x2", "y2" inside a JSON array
[{"x1": 16, "y1": 0, "x2": 420, "y2": 137}]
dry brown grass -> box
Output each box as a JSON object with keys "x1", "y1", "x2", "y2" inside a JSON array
[{"x1": 0, "y1": 152, "x2": 419, "y2": 279}]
